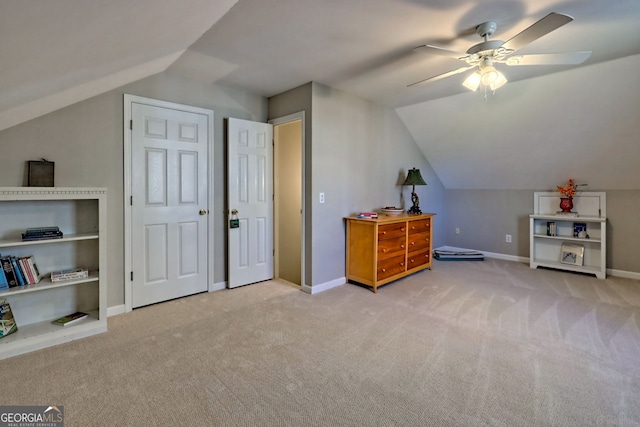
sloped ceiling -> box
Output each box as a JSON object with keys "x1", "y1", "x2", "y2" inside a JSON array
[
  {"x1": 1, "y1": 0, "x2": 639, "y2": 189},
  {"x1": 0, "y1": 0, "x2": 238, "y2": 130}
]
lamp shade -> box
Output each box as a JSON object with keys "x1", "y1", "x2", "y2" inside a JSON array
[{"x1": 403, "y1": 168, "x2": 427, "y2": 186}]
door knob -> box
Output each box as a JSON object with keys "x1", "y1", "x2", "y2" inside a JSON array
[{"x1": 199, "y1": 209, "x2": 207, "y2": 215}]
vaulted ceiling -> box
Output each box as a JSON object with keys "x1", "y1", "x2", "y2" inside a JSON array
[{"x1": 2, "y1": 0, "x2": 639, "y2": 189}]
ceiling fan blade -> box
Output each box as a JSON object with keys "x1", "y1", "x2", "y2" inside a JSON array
[
  {"x1": 501, "y1": 12, "x2": 574, "y2": 52},
  {"x1": 413, "y1": 44, "x2": 468, "y2": 59},
  {"x1": 503, "y1": 51, "x2": 592, "y2": 66},
  {"x1": 407, "y1": 65, "x2": 475, "y2": 87}
]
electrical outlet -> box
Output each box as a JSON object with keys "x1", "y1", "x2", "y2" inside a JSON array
[
  {"x1": 455, "y1": 227, "x2": 460, "y2": 235},
  {"x1": 506, "y1": 234, "x2": 512, "y2": 243},
  {"x1": 319, "y1": 192, "x2": 325, "y2": 204}
]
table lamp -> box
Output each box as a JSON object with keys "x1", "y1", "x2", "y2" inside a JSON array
[{"x1": 403, "y1": 168, "x2": 427, "y2": 214}]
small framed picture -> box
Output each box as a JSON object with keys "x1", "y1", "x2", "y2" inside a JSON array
[
  {"x1": 560, "y1": 243, "x2": 584, "y2": 266},
  {"x1": 27, "y1": 160, "x2": 55, "y2": 187},
  {"x1": 573, "y1": 222, "x2": 587, "y2": 238}
]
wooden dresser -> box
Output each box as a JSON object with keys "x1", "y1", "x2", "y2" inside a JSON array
[{"x1": 345, "y1": 213, "x2": 435, "y2": 293}]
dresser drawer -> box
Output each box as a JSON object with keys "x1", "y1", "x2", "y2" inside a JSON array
[
  {"x1": 407, "y1": 232, "x2": 430, "y2": 252},
  {"x1": 378, "y1": 236, "x2": 405, "y2": 259},
  {"x1": 377, "y1": 255, "x2": 405, "y2": 280},
  {"x1": 408, "y1": 219, "x2": 430, "y2": 235},
  {"x1": 407, "y1": 249, "x2": 430, "y2": 269},
  {"x1": 378, "y1": 223, "x2": 406, "y2": 240}
]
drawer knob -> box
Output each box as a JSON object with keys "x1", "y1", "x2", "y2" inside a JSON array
[
  {"x1": 401, "y1": 228, "x2": 405, "y2": 232},
  {"x1": 400, "y1": 244, "x2": 405, "y2": 249},
  {"x1": 381, "y1": 268, "x2": 386, "y2": 272},
  {"x1": 382, "y1": 231, "x2": 387, "y2": 235},
  {"x1": 400, "y1": 262, "x2": 404, "y2": 267}
]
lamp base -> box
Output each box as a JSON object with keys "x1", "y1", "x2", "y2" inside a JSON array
[
  {"x1": 408, "y1": 192, "x2": 422, "y2": 214},
  {"x1": 407, "y1": 205, "x2": 422, "y2": 215}
]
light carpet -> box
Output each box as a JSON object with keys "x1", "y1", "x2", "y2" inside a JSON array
[{"x1": 4, "y1": 259, "x2": 640, "y2": 426}]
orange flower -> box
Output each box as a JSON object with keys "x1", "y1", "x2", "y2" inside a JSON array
[{"x1": 556, "y1": 179, "x2": 578, "y2": 198}]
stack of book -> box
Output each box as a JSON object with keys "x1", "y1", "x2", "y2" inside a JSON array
[
  {"x1": 21, "y1": 226, "x2": 63, "y2": 241},
  {"x1": 50, "y1": 267, "x2": 89, "y2": 283},
  {"x1": 357, "y1": 212, "x2": 379, "y2": 219},
  {"x1": 0, "y1": 255, "x2": 41, "y2": 288}
]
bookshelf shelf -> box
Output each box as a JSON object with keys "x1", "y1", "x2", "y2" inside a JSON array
[
  {"x1": 0, "y1": 271, "x2": 99, "y2": 297},
  {"x1": 530, "y1": 192, "x2": 606, "y2": 279},
  {"x1": 0, "y1": 233, "x2": 99, "y2": 248},
  {"x1": 0, "y1": 187, "x2": 107, "y2": 359}
]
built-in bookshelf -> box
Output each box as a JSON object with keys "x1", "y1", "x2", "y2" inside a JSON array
[
  {"x1": 529, "y1": 192, "x2": 606, "y2": 278},
  {"x1": 0, "y1": 187, "x2": 107, "y2": 359}
]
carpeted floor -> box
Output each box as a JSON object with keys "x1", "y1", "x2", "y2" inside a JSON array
[{"x1": 3, "y1": 259, "x2": 640, "y2": 426}]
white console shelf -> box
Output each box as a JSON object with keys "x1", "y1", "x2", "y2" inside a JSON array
[
  {"x1": 530, "y1": 192, "x2": 606, "y2": 279},
  {"x1": 0, "y1": 187, "x2": 107, "y2": 359}
]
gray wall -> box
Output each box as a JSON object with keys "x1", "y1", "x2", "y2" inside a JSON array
[
  {"x1": 0, "y1": 72, "x2": 267, "y2": 308},
  {"x1": 444, "y1": 190, "x2": 640, "y2": 273},
  {"x1": 1, "y1": 69, "x2": 635, "y2": 311},
  {"x1": 271, "y1": 82, "x2": 447, "y2": 289}
]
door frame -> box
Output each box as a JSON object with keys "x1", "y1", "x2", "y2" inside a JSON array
[
  {"x1": 269, "y1": 111, "x2": 306, "y2": 290},
  {"x1": 123, "y1": 94, "x2": 215, "y2": 312}
]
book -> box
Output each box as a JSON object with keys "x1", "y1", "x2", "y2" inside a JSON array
[
  {"x1": 50, "y1": 267, "x2": 89, "y2": 282},
  {"x1": 546, "y1": 221, "x2": 556, "y2": 236},
  {"x1": 0, "y1": 266, "x2": 8, "y2": 291},
  {"x1": 51, "y1": 311, "x2": 88, "y2": 327},
  {"x1": 0, "y1": 256, "x2": 18, "y2": 288},
  {"x1": 23, "y1": 226, "x2": 60, "y2": 235},
  {"x1": 0, "y1": 298, "x2": 18, "y2": 338},
  {"x1": 555, "y1": 211, "x2": 579, "y2": 217},
  {"x1": 357, "y1": 212, "x2": 378, "y2": 218},
  {"x1": 21, "y1": 231, "x2": 63, "y2": 241},
  {"x1": 573, "y1": 222, "x2": 587, "y2": 238},
  {"x1": 22, "y1": 256, "x2": 41, "y2": 284},
  {"x1": 18, "y1": 257, "x2": 35, "y2": 285},
  {"x1": 10, "y1": 257, "x2": 26, "y2": 286}
]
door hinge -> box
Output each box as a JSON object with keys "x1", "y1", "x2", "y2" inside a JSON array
[
  {"x1": 130, "y1": 120, "x2": 133, "y2": 130},
  {"x1": 130, "y1": 271, "x2": 133, "y2": 281},
  {"x1": 130, "y1": 196, "x2": 133, "y2": 206}
]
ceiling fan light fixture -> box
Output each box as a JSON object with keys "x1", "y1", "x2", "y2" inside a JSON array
[
  {"x1": 480, "y1": 65, "x2": 499, "y2": 85},
  {"x1": 489, "y1": 72, "x2": 508, "y2": 90},
  {"x1": 462, "y1": 71, "x2": 481, "y2": 91}
]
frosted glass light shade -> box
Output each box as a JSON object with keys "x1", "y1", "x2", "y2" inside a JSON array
[
  {"x1": 463, "y1": 68, "x2": 508, "y2": 92},
  {"x1": 462, "y1": 72, "x2": 481, "y2": 91},
  {"x1": 490, "y1": 72, "x2": 507, "y2": 90}
]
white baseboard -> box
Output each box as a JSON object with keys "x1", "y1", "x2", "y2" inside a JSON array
[
  {"x1": 301, "y1": 277, "x2": 345, "y2": 294},
  {"x1": 435, "y1": 246, "x2": 640, "y2": 279},
  {"x1": 107, "y1": 304, "x2": 126, "y2": 317},
  {"x1": 606, "y1": 268, "x2": 640, "y2": 280}
]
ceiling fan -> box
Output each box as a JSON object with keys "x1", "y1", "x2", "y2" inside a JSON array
[{"x1": 408, "y1": 12, "x2": 591, "y2": 92}]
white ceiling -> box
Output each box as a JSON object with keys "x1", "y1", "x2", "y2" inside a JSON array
[{"x1": 2, "y1": 0, "x2": 639, "y2": 189}]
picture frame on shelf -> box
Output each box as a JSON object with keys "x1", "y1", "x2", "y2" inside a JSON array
[
  {"x1": 560, "y1": 243, "x2": 584, "y2": 266},
  {"x1": 27, "y1": 160, "x2": 55, "y2": 187},
  {"x1": 573, "y1": 222, "x2": 587, "y2": 238}
]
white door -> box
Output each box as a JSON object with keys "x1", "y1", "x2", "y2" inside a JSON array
[
  {"x1": 131, "y1": 102, "x2": 209, "y2": 307},
  {"x1": 227, "y1": 118, "x2": 274, "y2": 288}
]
